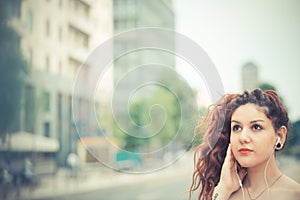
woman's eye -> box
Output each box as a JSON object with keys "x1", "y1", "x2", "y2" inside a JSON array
[
  {"x1": 252, "y1": 124, "x2": 262, "y2": 130},
  {"x1": 232, "y1": 125, "x2": 241, "y2": 132}
]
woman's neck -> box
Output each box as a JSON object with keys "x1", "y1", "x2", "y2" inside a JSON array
[{"x1": 246, "y1": 155, "x2": 281, "y2": 188}]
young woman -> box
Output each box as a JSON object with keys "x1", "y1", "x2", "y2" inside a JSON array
[{"x1": 189, "y1": 89, "x2": 300, "y2": 200}]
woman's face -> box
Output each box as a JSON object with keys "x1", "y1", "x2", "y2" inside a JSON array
[{"x1": 230, "y1": 103, "x2": 278, "y2": 168}]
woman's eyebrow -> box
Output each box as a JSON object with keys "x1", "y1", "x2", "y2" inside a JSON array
[
  {"x1": 231, "y1": 119, "x2": 265, "y2": 124},
  {"x1": 250, "y1": 119, "x2": 264, "y2": 123}
]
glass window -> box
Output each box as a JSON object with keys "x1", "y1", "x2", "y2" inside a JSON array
[
  {"x1": 69, "y1": 57, "x2": 81, "y2": 76},
  {"x1": 42, "y1": 91, "x2": 51, "y2": 112},
  {"x1": 69, "y1": 25, "x2": 89, "y2": 49},
  {"x1": 24, "y1": 85, "x2": 35, "y2": 133},
  {"x1": 58, "y1": 26, "x2": 62, "y2": 42},
  {"x1": 28, "y1": 10, "x2": 33, "y2": 32},
  {"x1": 58, "y1": 60, "x2": 62, "y2": 75},
  {"x1": 46, "y1": 55, "x2": 50, "y2": 72},
  {"x1": 57, "y1": 93, "x2": 63, "y2": 140},
  {"x1": 46, "y1": 19, "x2": 50, "y2": 37},
  {"x1": 59, "y1": 0, "x2": 63, "y2": 8},
  {"x1": 44, "y1": 122, "x2": 50, "y2": 137},
  {"x1": 29, "y1": 47, "x2": 33, "y2": 68}
]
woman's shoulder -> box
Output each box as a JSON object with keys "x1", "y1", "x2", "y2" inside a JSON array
[
  {"x1": 280, "y1": 174, "x2": 300, "y2": 190},
  {"x1": 272, "y1": 175, "x2": 300, "y2": 199}
]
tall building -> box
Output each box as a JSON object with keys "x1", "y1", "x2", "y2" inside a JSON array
[
  {"x1": 242, "y1": 62, "x2": 259, "y2": 91},
  {"x1": 6, "y1": 0, "x2": 113, "y2": 166},
  {"x1": 112, "y1": 0, "x2": 175, "y2": 114}
]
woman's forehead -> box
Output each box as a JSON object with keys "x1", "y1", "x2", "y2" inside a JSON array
[{"x1": 231, "y1": 103, "x2": 269, "y2": 121}]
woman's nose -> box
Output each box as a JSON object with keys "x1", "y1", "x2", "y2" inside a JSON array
[{"x1": 239, "y1": 128, "x2": 251, "y2": 143}]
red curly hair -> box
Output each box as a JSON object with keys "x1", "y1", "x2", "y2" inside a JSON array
[{"x1": 189, "y1": 89, "x2": 289, "y2": 200}]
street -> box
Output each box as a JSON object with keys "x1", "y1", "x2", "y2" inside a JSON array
[
  {"x1": 19, "y1": 154, "x2": 299, "y2": 200},
  {"x1": 37, "y1": 172, "x2": 196, "y2": 200}
]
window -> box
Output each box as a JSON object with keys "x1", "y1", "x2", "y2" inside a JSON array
[
  {"x1": 81, "y1": 64, "x2": 89, "y2": 81},
  {"x1": 27, "y1": 10, "x2": 33, "y2": 32},
  {"x1": 69, "y1": 25, "x2": 89, "y2": 48},
  {"x1": 7, "y1": 0, "x2": 21, "y2": 19},
  {"x1": 58, "y1": 60, "x2": 62, "y2": 75},
  {"x1": 57, "y1": 93, "x2": 62, "y2": 120},
  {"x1": 70, "y1": 0, "x2": 90, "y2": 18},
  {"x1": 46, "y1": 19, "x2": 50, "y2": 37},
  {"x1": 57, "y1": 93, "x2": 63, "y2": 140},
  {"x1": 69, "y1": 57, "x2": 81, "y2": 76},
  {"x1": 44, "y1": 122, "x2": 50, "y2": 137},
  {"x1": 46, "y1": 55, "x2": 50, "y2": 72},
  {"x1": 24, "y1": 85, "x2": 35, "y2": 133},
  {"x1": 58, "y1": 26, "x2": 62, "y2": 42},
  {"x1": 59, "y1": 0, "x2": 63, "y2": 8},
  {"x1": 42, "y1": 91, "x2": 51, "y2": 112},
  {"x1": 29, "y1": 47, "x2": 33, "y2": 68},
  {"x1": 114, "y1": 19, "x2": 118, "y2": 30}
]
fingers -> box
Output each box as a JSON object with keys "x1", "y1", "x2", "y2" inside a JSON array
[
  {"x1": 238, "y1": 167, "x2": 248, "y2": 181},
  {"x1": 225, "y1": 143, "x2": 235, "y2": 169}
]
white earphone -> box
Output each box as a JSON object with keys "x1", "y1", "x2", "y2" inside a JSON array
[{"x1": 275, "y1": 136, "x2": 281, "y2": 149}]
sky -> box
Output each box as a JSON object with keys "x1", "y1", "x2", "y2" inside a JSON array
[{"x1": 174, "y1": 0, "x2": 300, "y2": 120}]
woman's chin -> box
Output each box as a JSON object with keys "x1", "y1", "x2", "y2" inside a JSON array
[{"x1": 237, "y1": 160, "x2": 254, "y2": 168}]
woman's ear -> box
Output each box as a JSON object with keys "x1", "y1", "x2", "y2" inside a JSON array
[{"x1": 277, "y1": 125, "x2": 287, "y2": 148}]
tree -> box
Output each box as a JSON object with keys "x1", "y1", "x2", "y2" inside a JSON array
[
  {"x1": 124, "y1": 99, "x2": 149, "y2": 152},
  {"x1": 258, "y1": 82, "x2": 288, "y2": 110},
  {"x1": 0, "y1": 0, "x2": 28, "y2": 142},
  {"x1": 258, "y1": 82, "x2": 277, "y2": 91},
  {"x1": 111, "y1": 68, "x2": 198, "y2": 153},
  {"x1": 258, "y1": 82, "x2": 300, "y2": 157},
  {"x1": 143, "y1": 68, "x2": 198, "y2": 151},
  {"x1": 285, "y1": 120, "x2": 300, "y2": 158}
]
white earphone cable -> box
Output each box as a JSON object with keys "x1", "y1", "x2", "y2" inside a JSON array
[{"x1": 235, "y1": 162, "x2": 245, "y2": 200}]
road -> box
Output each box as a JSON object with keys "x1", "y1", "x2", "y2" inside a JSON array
[
  {"x1": 40, "y1": 172, "x2": 197, "y2": 200},
  {"x1": 23, "y1": 155, "x2": 299, "y2": 200}
]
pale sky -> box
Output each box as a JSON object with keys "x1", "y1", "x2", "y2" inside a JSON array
[{"x1": 174, "y1": 0, "x2": 300, "y2": 120}]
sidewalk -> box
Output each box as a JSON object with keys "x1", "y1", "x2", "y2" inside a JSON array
[
  {"x1": 13, "y1": 153, "x2": 300, "y2": 200},
  {"x1": 19, "y1": 152, "x2": 194, "y2": 200}
]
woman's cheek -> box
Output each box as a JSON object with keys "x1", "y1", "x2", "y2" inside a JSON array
[{"x1": 232, "y1": 149, "x2": 238, "y2": 161}]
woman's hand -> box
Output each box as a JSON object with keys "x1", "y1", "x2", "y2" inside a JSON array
[{"x1": 212, "y1": 144, "x2": 247, "y2": 200}]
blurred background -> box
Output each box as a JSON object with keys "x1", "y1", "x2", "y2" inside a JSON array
[{"x1": 0, "y1": 0, "x2": 299, "y2": 199}]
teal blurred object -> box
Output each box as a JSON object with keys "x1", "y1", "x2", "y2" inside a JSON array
[{"x1": 115, "y1": 151, "x2": 142, "y2": 171}]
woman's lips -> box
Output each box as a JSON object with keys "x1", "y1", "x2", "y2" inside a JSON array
[{"x1": 238, "y1": 148, "x2": 253, "y2": 155}]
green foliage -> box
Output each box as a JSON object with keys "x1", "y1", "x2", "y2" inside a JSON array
[
  {"x1": 191, "y1": 107, "x2": 208, "y2": 148},
  {"x1": 284, "y1": 120, "x2": 300, "y2": 158},
  {"x1": 258, "y1": 82, "x2": 277, "y2": 91},
  {"x1": 0, "y1": 0, "x2": 28, "y2": 142},
  {"x1": 124, "y1": 100, "x2": 150, "y2": 152},
  {"x1": 258, "y1": 82, "x2": 300, "y2": 158},
  {"x1": 112, "y1": 68, "x2": 199, "y2": 153},
  {"x1": 257, "y1": 82, "x2": 300, "y2": 157},
  {"x1": 258, "y1": 81, "x2": 289, "y2": 111}
]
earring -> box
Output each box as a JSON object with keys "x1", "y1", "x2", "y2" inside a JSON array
[
  {"x1": 275, "y1": 137, "x2": 282, "y2": 149},
  {"x1": 276, "y1": 142, "x2": 281, "y2": 149}
]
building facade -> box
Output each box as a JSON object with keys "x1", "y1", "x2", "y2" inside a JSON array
[
  {"x1": 112, "y1": 0, "x2": 175, "y2": 114},
  {"x1": 7, "y1": 0, "x2": 113, "y2": 166},
  {"x1": 242, "y1": 62, "x2": 259, "y2": 91}
]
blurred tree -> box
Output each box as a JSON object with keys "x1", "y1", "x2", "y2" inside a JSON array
[
  {"x1": 191, "y1": 106, "x2": 207, "y2": 148},
  {"x1": 124, "y1": 100, "x2": 149, "y2": 152},
  {"x1": 0, "y1": 0, "x2": 28, "y2": 143},
  {"x1": 285, "y1": 120, "x2": 300, "y2": 158},
  {"x1": 258, "y1": 81, "x2": 288, "y2": 110},
  {"x1": 258, "y1": 82, "x2": 300, "y2": 157},
  {"x1": 258, "y1": 82, "x2": 277, "y2": 91},
  {"x1": 112, "y1": 68, "x2": 198, "y2": 153},
  {"x1": 145, "y1": 69, "x2": 198, "y2": 151}
]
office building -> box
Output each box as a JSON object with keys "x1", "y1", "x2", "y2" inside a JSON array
[
  {"x1": 242, "y1": 62, "x2": 259, "y2": 91},
  {"x1": 6, "y1": 0, "x2": 113, "y2": 166}
]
